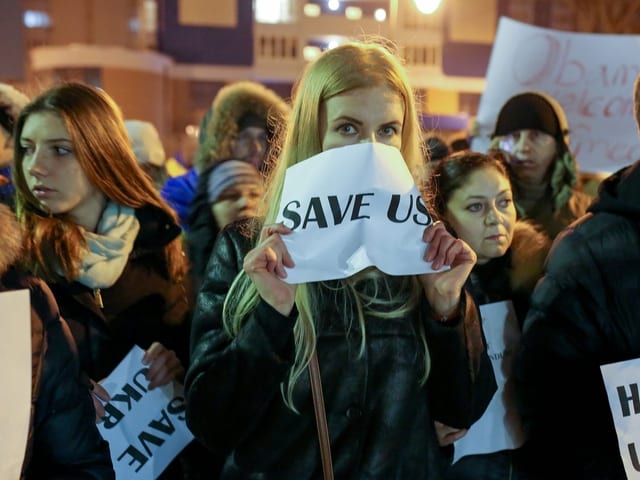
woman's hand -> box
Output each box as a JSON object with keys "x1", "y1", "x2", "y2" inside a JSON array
[
  {"x1": 434, "y1": 420, "x2": 469, "y2": 446},
  {"x1": 89, "y1": 379, "x2": 110, "y2": 424},
  {"x1": 243, "y1": 223, "x2": 297, "y2": 316},
  {"x1": 419, "y1": 221, "x2": 476, "y2": 317},
  {"x1": 142, "y1": 341, "x2": 185, "y2": 389}
]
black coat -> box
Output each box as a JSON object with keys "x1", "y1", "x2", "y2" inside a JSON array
[
  {"x1": 514, "y1": 162, "x2": 640, "y2": 479},
  {"x1": 1, "y1": 268, "x2": 114, "y2": 479},
  {"x1": 186, "y1": 220, "x2": 496, "y2": 479},
  {"x1": 48, "y1": 205, "x2": 193, "y2": 382}
]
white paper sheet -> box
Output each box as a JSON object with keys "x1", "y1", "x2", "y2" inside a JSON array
[
  {"x1": 0, "y1": 289, "x2": 31, "y2": 480},
  {"x1": 97, "y1": 346, "x2": 194, "y2": 480},
  {"x1": 601, "y1": 358, "x2": 640, "y2": 479},
  {"x1": 453, "y1": 300, "x2": 526, "y2": 462},
  {"x1": 275, "y1": 142, "x2": 440, "y2": 284}
]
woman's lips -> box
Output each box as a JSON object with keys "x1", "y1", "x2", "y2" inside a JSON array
[{"x1": 32, "y1": 186, "x2": 55, "y2": 198}]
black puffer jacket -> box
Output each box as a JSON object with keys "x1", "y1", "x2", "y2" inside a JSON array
[
  {"x1": 0, "y1": 206, "x2": 114, "y2": 479},
  {"x1": 185, "y1": 220, "x2": 496, "y2": 479},
  {"x1": 514, "y1": 162, "x2": 640, "y2": 479},
  {"x1": 48, "y1": 205, "x2": 193, "y2": 382}
]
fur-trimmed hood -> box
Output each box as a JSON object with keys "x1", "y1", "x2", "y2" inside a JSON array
[
  {"x1": 0, "y1": 204, "x2": 22, "y2": 276},
  {"x1": 509, "y1": 220, "x2": 551, "y2": 294},
  {"x1": 194, "y1": 81, "x2": 290, "y2": 173}
]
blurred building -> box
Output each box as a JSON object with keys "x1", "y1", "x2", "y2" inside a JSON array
[{"x1": 2, "y1": 0, "x2": 638, "y2": 151}]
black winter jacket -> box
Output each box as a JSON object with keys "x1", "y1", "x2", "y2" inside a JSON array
[
  {"x1": 185, "y1": 220, "x2": 496, "y2": 479},
  {"x1": 0, "y1": 205, "x2": 113, "y2": 479},
  {"x1": 48, "y1": 205, "x2": 193, "y2": 382},
  {"x1": 514, "y1": 162, "x2": 640, "y2": 479}
]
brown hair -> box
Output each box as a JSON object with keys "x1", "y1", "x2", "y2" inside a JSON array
[{"x1": 13, "y1": 82, "x2": 187, "y2": 282}]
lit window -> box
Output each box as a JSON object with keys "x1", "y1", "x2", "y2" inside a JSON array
[
  {"x1": 345, "y1": 6, "x2": 362, "y2": 20},
  {"x1": 256, "y1": 0, "x2": 295, "y2": 24},
  {"x1": 23, "y1": 10, "x2": 51, "y2": 28},
  {"x1": 304, "y1": 3, "x2": 321, "y2": 17}
]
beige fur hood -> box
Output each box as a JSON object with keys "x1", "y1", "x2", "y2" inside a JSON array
[
  {"x1": 0, "y1": 204, "x2": 22, "y2": 276},
  {"x1": 509, "y1": 220, "x2": 551, "y2": 294},
  {"x1": 194, "y1": 81, "x2": 290, "y2": 173}
]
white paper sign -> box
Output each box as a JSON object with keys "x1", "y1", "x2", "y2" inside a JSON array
[
  {"x1": 275, "y1": 142, "x2": 438, "y2": 284},
  {"x1": 600, "y1": 358, "x2": 640, "y2": 479},
  {"x1": 0, "y1": 290, "x2": 31, "y2": 480},
  {"x1": 453, "y1": 300, "x2": 526, "y2": 463},
  {"x1": 472, "y1": 17, "x2": 640, "y2": 174},
  {"x1": 97, "y1": 346, "x2": 194, "y2": 480}
]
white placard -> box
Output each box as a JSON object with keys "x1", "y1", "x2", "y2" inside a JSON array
[
  {"x1": 453, "y1": 300, "x2": 526, "y2": 462},
  {"x1": 472, "y1": 17, "x2": 640, "y2": 174},
  {"x1": 97, "y1": 346, "x2": 194, "y2": 480},
  {"x1": 601, "y1": 358, "x2": 640, "y2": 479},
  {"x1": 275, "y1": 142, "x2": 439, "y2": 284},
  {"x1": 0, "y1": 290, "x2": 31, "y2": 480}
]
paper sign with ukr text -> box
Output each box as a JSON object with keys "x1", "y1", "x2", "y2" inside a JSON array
[
  {"x1": 471, "y1": 17, "x2": 640, "y2": 174},
  {"x1": 275, "y1": 142, "x2": 438, "y2": 284},
  {"x1": 600, "y1": 358, "x2": 640, "y2": 479},
  {"x1": 97, "y1": 346, "x2": 193, "y2": 480}
]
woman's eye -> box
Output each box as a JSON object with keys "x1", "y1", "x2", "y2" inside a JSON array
[
  {"x1": 337, "y1": 124, "x2": 357, "y2": 135},
  {"x1": 20, "y1": 144, "x2": 35, "y2": 155},
  {"x1": 499, "y1": 198, "x2": 513, "y2": 208},
  {"x1": 466, "y1": 203, "x2": 482, "y2": 213},
  {"x1": 379, "y1": 125, "x2": 398, "y2": 137},
  {"x1": 54, "y1": 146, "x2": 72, "y2": 155}
]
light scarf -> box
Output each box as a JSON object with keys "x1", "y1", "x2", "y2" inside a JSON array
[{"x1": 75, "y1": 202, "x2": 140, "y2": 289}]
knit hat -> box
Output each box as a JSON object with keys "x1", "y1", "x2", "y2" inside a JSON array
[
  {"x1": 207, "y1": 160, "x2": 261, "y2": 204},
  {"x1": 0, "y1": 83, "x2": 29, "y2": 135},
  {"x1": 124, "y1": 120, "x2": 166, "y2": 167},
  {"x1": 492, "y1": 91, "x2": 570, "y2": 149}
]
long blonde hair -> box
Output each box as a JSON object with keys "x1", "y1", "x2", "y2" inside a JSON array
[
  {"x1": 13, "y1": 82, "x2": 187, "y2": 283},
  {"x1": 224, "y1": 42, "x2": 429, "y2": 409}
]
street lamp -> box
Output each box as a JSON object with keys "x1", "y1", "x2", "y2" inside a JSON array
[{"x1": 413, "y1": 0, "x2": 443, "y2": 14}]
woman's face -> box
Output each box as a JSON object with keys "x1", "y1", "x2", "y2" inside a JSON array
[
  {"x1": 20, "y1": 111, "x2": 105, "y2": 231},
  {"x1": 498, "y1": 128, "x2": 556, "y2": 185},
  {"x1": 320, "y1": 85, "x2": 404, "y2": 152},
  {"x1": 211, "y1": 182, "x2": 264, "y2": 229},
  {"x1": 443, "y1": 166, "x2": 516, "y2": 265}
]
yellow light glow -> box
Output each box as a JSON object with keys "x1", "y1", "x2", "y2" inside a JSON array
[
  {"x1": 345, "y1": 6, "x2": 362, "y2": 20},
  {"x1": 303, "y1": 45, "x2": 322, "y2": 61},
  {"x1": 414, "y1": 0, "x2": 442, "y2": 14},
  {"x1": 374, "y1": 8, "x2": 387, "y2": 22},
  {"x1": 303, "y1": 3, "x2": 321, "y2": 17}
]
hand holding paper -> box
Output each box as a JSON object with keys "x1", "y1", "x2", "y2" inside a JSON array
[
  {"x1": 420, "y1": 222, "x2": 477, "y2": 317},
  {"x1": 243, "y1": 222, "x2": 297, "y2": 316}
]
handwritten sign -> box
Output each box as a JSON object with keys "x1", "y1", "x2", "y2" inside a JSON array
[
  {"x1": 97, "y1": 346, "x2": 194, "y2": 480},
  {"x1": 601, "y1": 358, "x2": 640, "y2": 479},
  {"x1": 453, "y1": 300, "x2": 526, "y2": 462},
  {"x1": 472, "y1": 17, "x2": 640, "y2": 173},
  {"x1": 0, "y1": 290, "x2": 31, "y2": 480},
  {"x1": 275, "y1": 142, "x2": 439, "y2": 284}
]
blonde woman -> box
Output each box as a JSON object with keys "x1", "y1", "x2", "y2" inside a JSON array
[{"x1": 186, "y1": 42, "x2": 496, "y2": 479}]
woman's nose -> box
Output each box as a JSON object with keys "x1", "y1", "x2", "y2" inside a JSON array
[
  {"x1": 484, "y1": 206, "x2": 498, "y2": 225},
  {"x1": 27, "y1": 148, "x2": 49, "y2": 176},
  {"x1": 359, "y1": 132, "x2": 377, "y2": 144}
]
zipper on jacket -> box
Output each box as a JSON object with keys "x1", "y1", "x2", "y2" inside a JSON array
[{"x1": 93, "y1": 288, "x2": 104, "y2": 309}]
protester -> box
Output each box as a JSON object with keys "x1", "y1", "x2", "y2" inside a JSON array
[
  {"x1": 187, "y1": 159, "x2": 264, "y2": 287},
  {"x1": 161, "y1": 81, "x2": 289, "y2": 232},
  {"x1": 124, "y1": 119, "x2": 168, "y2": 190},
  {"x1": 0, "y1": 203, "x2": 115, "y2": 479},
  {"x1": 430, "y1": 151, "x2": 550, "y2": 479},
  {"x1": 513, "y1": 74, "x2": 640, "y2": 479},
  {"x1": 491, "y1": 91, "x2": 593, "y2": 239},
  {"x1": 13, "y1": 82, "x2": 194, "y2": 479},
  {"x1": 185, "y1": 41, "x2": 496, "y2": 479},
  {"x1": 0, "y1": 83, "x2": 29, "y2": 207}
]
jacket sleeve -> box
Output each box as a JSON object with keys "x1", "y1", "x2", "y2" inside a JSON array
[
  {"x1": 27, "y1": 279, "x2": 115, "y2": 480},
  {"x1": 425, "y1": 290, "x2": 497, "y2": 429},
  {"x1": 185, "y1": 223, "x2": 297, "y2": 453}
]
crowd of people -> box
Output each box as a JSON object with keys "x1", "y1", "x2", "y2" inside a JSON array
[{"x1": 1, "y1": 37, "x2": 639, "y2": 480}]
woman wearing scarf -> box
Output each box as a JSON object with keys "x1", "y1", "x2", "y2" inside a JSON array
[{"x1": 12, "y1": 82, "x2": 194, "y2": 479}]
